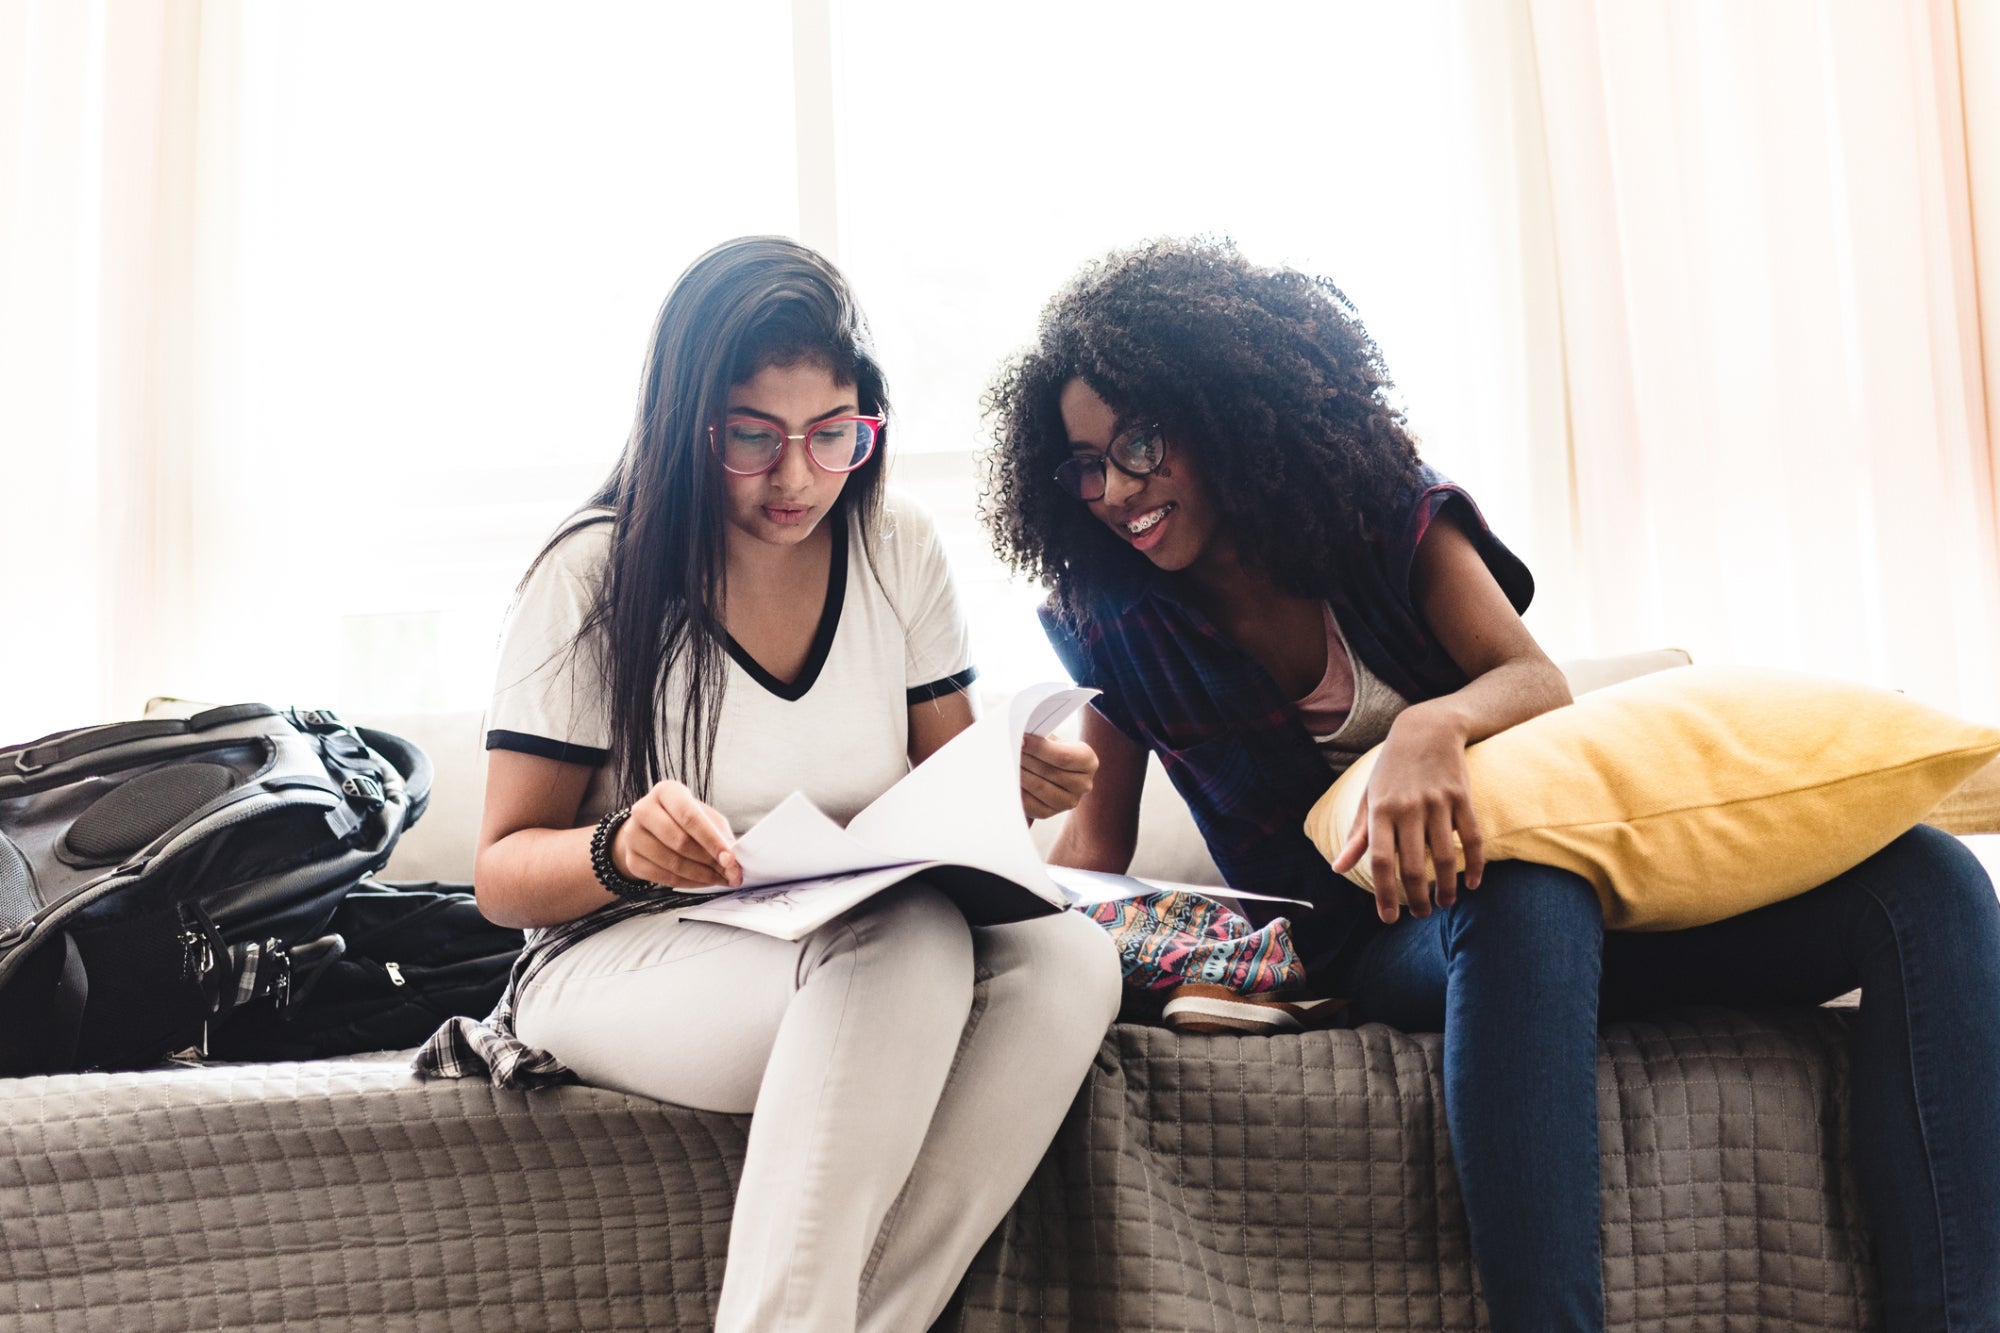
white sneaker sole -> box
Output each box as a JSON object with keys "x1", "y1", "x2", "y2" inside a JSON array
[{"x1": 1162, "y1": 984, "x2": 1346, "y2": 1036}]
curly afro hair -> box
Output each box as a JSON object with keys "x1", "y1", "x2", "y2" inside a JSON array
[{"x1": 980, "y1": 237, "x2": 1426, "y2": 623}]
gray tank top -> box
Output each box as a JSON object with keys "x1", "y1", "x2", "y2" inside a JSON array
[{"x1": 1299, "y1": 608, "x2": 1411, "y2": 779}]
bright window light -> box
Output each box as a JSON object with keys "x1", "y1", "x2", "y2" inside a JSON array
[
  {"x1": 233, "y1": 1, "x2": 796, "y2": 712},
  {"x1": 215, "y1": 1, "x2": 1531, "y2": 711},
  {"x1": 834, "y1": 1, "x2": 1538, "y2": 688}
]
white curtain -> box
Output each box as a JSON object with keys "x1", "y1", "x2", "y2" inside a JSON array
[
  {"x1": 5, "y1": 0, "x2": 1999, "y2": 740},
  {"x1": 1518, "y1": 0, "x2": 2000, "y2": 719},
  {"x1": 0, "y1": 0, "x2": 795, "y2": 742},
  {"x1": 830, "y1": 0, "x2": 1580, "y2": 685},
  {"x1": 0, "y1": 0, "x2": 246, "y2": 743}
]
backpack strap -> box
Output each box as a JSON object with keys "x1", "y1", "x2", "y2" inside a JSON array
[
  {"x1": 48, "y1": 934, "x2": 88, "y2": 1072},
  {"x1": 5, "y1": 704, "x2": 278, "y2": 778},
  {"x1": 357, "y1": 728, "x2": 433, "y2": 828}
]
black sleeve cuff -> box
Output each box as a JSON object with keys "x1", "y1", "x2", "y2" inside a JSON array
[
  {"x1": 485, "y1": 729, "x2": 610, "y2": 767},
  {"x1": 906, "y1": 666, "x2": 978, "y2": 705}
]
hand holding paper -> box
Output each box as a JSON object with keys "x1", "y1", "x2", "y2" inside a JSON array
[
  {"x1": 678, "y1": 684, "x2": 1097, "y2": 939},
  {"x1": 1020, "y1": 731, "x2": 1099, "y2": 821}
]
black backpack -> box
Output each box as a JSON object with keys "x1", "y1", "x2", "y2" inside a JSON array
[
  {"x1": 0, "y1": 704, "x2": 430, "y2": 1075},
  {"x1": 208, "y1": 878, "x2": 523, "y2": 1062}
]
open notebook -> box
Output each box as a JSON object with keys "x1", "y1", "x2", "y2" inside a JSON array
[{"x1": 674, "y1": 683, "x2": 1306, "y2": 941}]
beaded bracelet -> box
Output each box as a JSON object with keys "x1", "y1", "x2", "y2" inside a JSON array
[{"x1": 590, "y1": 807, "x2": 673, "y2": 901}]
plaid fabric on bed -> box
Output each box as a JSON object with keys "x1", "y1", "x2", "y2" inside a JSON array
[{"x1": 411, "y1": 897, "x2": 679, "y2": 1088}]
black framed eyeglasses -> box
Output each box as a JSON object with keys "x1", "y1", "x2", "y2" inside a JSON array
[{"x1": 1052, "y1": 422, "x2": 1168, "y2": 501}]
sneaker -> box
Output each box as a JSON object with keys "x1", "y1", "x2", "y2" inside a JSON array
[{"x1": 1161, "y1": 984, "x2": 1349, "y2": 1036}]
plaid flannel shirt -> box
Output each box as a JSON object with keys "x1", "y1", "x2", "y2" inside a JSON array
[
  {"x1": 411, "y1": 897, "x2": 676, "y2": 1087},
  {"x1": 1041, "y1": 468, "x2": 1533, "y2": 975}
]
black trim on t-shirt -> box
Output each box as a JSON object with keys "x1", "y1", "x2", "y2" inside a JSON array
[
  {"x1": 906, "y1": 665, "x2": 978, "y2": 705},
  {"x1": 724, "y1": 516, "x2": 849, "y2": 702},
  {"x1": 486, "y1": 729, "x2": 611, "y2": 767}
]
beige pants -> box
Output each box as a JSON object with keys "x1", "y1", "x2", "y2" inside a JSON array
[{"x1": 513, "y1": 884, "x2": 1122, "y2": 1333}]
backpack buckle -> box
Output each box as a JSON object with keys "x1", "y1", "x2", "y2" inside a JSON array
[
  {"x1": 291, "y1": 708, "x2": 347, "y2": 735},
  {"x1": 341, "y1": 775, "x2": 386, "y2": 810}
]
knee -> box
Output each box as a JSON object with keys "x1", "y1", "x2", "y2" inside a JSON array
[
  {"x1": 1051, "y1": 908, "x2": 1124, "y2": 1028},
  {"x1": 809, "y1": 882, "x2": 976, "y2": 1003},
  {"x1": 869, "y1": 881, "x2": 975, "y2": 959},
  {"x1": 1444, "y1": 861, "x2": 1604, "y2": 963},
  {"x1": 995, "y1": 908, "x2": 1124, "y2": 1035},
  {"x1": 1857, "y1": 823, "x2": 2000, "y2": 931}
]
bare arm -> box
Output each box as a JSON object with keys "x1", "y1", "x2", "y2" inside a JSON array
[
  {"x1": 1048, "y1": 706, "x2": 1145, "y2": 872},
  {"x1": 908, "y1": 689, "x2": 976, "y2": 765},
  {"x1": 473, "y1": 750, "x2": 610, "y2": 930},
  {"x1": 1401, "y1": 512, "x2": 1572, "y2": 746},
  {"x1": 1332, "y1": 513, "x2": 1571, "y2": 921},
  {"x1": 474, "y1": 750, "x2": 740, "y2": 930}
]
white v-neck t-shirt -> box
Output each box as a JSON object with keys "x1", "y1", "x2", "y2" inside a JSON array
[{"x1": 485, "y1": 492, "x2": 976, "y2": 834}]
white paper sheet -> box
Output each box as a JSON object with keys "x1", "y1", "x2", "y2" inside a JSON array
[
  {"x1": 728, "y1": 792, "x2": 911, "y2": 887},
  {"x1": 673, "y1": 861, "x2": 937, "y2": 940},
  {"x1": 845, "y1": 683, "x2": 1093, "y2": 901},
  {"x1": 1046, "y1": 866, "x2": 1316, "y2": 911},
  {"x1": 674, "y1": 685, "x2": 1098, "y2": 940}
]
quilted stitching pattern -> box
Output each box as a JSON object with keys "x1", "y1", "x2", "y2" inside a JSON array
[
  {"x1": 0, "y1": 1013, "x2": 1877, "y2": 1332},
  {"x1": 0, "y1": 1053, "x2": 746, "y2": 1331},
  {"x1": 946, "y1": 1009, "x2": 1876, "y2": 1333}
]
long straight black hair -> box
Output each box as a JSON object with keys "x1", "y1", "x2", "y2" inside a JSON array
[{"x1": 534, "y1": 236, "x2": 890, "y2": 804}]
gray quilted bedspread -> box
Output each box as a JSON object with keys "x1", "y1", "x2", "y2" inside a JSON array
[
  {"x1": 0, "y1": 1009, "x2": 1875, "y2": 1332},
  {"x1": 947, "y1": 1009, "x2": 1877, "y2": 1332}
]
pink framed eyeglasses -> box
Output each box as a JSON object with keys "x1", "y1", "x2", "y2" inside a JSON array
[{"x1": 708, "y1": 415, "x2": 884, "y2": 476}]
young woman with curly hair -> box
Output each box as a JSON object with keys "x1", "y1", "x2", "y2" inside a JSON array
[
  {"x1": 415, "y1": 236, "x2": 1120, "y2": 1333},
  {"x1": 982, "y1": 237, "x2": 2000, "y2": 1332}
]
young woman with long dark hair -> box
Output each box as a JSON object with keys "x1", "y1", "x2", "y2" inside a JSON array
[
  {"x1": 981, "y1": 237, "x2": 2000, "y2": 1331},
  {"x1": 416, "y1": 236, "x2": 1120, "y2": 1333}
]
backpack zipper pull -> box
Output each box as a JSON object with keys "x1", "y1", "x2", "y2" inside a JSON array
[
  {"x1": 182, "y1": 925, "x2": 216, "y2": 982},
  {"x1": 385, "y1": 961, "x2": 406, "y2": 987}
]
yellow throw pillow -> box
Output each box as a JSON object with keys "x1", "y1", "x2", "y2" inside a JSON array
[
  {"x1": 1927, "y1": 754, "x2": 2000, "y2": 836},
  {"x1": 1302, "y1": 665, "x2": 2000, "y2": 931}
]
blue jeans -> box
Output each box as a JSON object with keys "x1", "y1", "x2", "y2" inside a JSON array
[{"x1": 1331, "y1": 824, "x2": 2000, "y2": 1332}]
